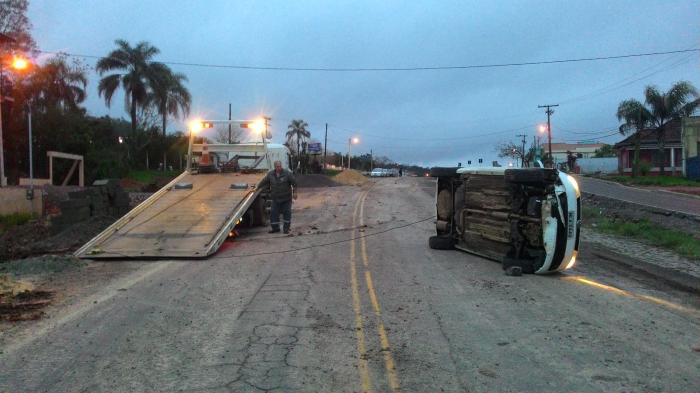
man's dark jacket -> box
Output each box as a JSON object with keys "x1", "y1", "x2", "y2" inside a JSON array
[{"x1": 259, "y1": 169, "x2": 297, "y2": 202}]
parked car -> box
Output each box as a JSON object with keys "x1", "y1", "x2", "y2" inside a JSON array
[{"x1": 371, "y1": 168, "x2": 385, "y2": 177}]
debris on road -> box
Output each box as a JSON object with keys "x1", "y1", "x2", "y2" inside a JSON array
[
  {"x1": 0, "y1": 275, "x2": 53, "y2": 322},
  {"x1": 295, "y1": 174, "x2": 339, "y2": 188},
  {"x1": 333, "y1": 169, "x2": 368, "y2": 186}
]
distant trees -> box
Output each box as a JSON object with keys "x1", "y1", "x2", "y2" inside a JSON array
[
  {"x1": 617, "y1": 81, "x2": 699, "y2": 176},
  {"x1": 593, "y1": 144, "x2": 615, "y2": 158}
]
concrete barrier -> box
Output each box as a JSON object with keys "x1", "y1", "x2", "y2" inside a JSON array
[{"x1": 0, "y1": 187, "x2": 43, "y2": 216}]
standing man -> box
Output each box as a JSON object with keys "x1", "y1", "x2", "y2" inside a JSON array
[{"x1": 259, "y1": 160, "x2": 297, "y2": 234}]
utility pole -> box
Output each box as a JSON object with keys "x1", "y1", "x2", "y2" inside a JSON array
[
  {"x1": 538, "y1": 104, "x2": 559, "y2": 167},
  {"x1": 370, "y1": 149, "x2": 373, "y2": 171},
  {"x1": 517, "y1": 133, "x2": 527, "y2": 168},
  {"x1": 228, "y1": 103, "x2": 232, "y2": 143},
  {"x1": 323, "y1": 123, "x2": 328, "y2": 169}
]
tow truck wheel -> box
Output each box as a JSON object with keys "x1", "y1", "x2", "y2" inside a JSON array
[{"x1": 429, "y1": 235, "x2": 454, "y2": 250}]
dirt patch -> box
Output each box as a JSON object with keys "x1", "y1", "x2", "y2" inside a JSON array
[
  {"x1": 295, "y1": 174, "x2": 340, "y2": 188},
  {"x1": 333, "y1": 169, "x2": 368, "y2": 186},
  {"x1": 0, "y1": 275, "x2": 53, "y2": 321},
  {"x1": 657, "y1": 187, "x2": 700, "y2": 197},
  {"x1": 0, "y1": 215, "x2": 114, "y2": 261},
  {"x1": 583, "y1": 193, "x2": 700, "y2": 238},
  {"x1": 119, "y1": 178, "x2": 144, "y2": 191},
  {"x1": 0, "y1": 255, "x2": 86, "y2": 277}
]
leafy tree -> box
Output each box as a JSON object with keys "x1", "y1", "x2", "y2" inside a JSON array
[
  {"x1": 0, "y1": 0, "x2": 36, "y2": 53},
  {"x1": 617, "y1": 81, "x2": 699, "y2": 176},
  {"x1": 96, "y1": 40, "x2": 162, "y2": 134},
  {"x1": 593, "y1": 144, "x2": 615, "y2": 158}
]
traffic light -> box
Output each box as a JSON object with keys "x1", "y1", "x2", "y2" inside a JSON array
[{"x1": 201, "y1": 122, "x2": 214, "y2": 129}]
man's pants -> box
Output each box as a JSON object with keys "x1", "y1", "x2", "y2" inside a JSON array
[{"x1": 270, "y1": 199, "x2": 292, "y2": 231}]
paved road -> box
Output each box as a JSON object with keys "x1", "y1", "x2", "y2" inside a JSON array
[
  {"x1": 2, "y1": 178, "x2": 699, "y2": 392},
  {"x1": 576, "y1": 176, "x2": 700, "y2": 216}
]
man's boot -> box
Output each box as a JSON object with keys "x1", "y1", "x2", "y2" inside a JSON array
[
  {"x1": 283, "y1": 224, "x2": 290, "y2": 234},
  {"x1": 269, "y1": 225, "x2": 280, "y2": 234}
]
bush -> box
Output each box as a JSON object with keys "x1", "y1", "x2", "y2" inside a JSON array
[
  {"x1": 0, "y1": 212, "x2": 35, "y2": 234},
  {"x1": 638, "y1": 160, "x2": 652, "y2": 176}
]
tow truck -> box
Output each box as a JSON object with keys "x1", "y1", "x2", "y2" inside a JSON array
[
  {"x1": 428, "y1": 166, "x2": 581, "y2": 275},
  {"x1": 75, "y1": 118, "x2": 290, "y2": 259}
]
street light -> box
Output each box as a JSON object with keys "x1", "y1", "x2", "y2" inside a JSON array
[
  {"x1": 0, "y1": 54, "x2": 31, "y2": 187},
  {"x1": 348, "y1": 137, "x2": 359, "y2": 170},
  {"x1": 538, "y1": 123, "x2": 552, "y2": 166},
  {"x1": 186, "y1": 119, "x2": 204, "y2": 171}
]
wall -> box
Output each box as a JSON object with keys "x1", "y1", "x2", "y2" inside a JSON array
[
  {"x1": 0, "y1": 187, "x2": 43, "y2": 216},
  {"x1": 576, "y1": 157, "x2": 618, "y2": 174}
]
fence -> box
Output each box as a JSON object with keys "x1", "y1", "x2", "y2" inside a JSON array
[{"x1": 576, "y1": 157, "x2": 618, "y2": 175}]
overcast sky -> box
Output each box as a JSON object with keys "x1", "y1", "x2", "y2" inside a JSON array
[{"x1": 29, "y1": 0, "x2": 699, "y2": 167}]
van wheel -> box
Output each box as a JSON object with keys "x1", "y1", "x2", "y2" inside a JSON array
[{"x1": 429, "y1": 235, "x2": 454, "y2": 250}]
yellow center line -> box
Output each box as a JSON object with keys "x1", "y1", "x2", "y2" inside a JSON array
[
  {"x1": 350, "y1": 190, "x2": 372, "y2": 393},
  {"x1": 564, "y1": 276, "x2": 700, "y2": 318},
  {"x1": 360, "y1": 191, "x2": 401, "y2": 392}
]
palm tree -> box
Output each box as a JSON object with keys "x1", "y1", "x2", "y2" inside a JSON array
[
  {"x1": 149, "y1": 64, "x2": 191, "y2": 170},
  {"x1": 96, "y1": 40, "x2": 161, "y2": 134},
  {"x1": 149, "y1": 64, "x2": 191, "y2": 137},
  {"x1": 617, "y1": 99, "x2": 651, "y2": 177},
  {"x1": 642, "y1": 82, "x2": 699, "y2": 175},
  {"x1": 286, "y1": 119, "x2": 310, "y2": 171},
  {"x1": 617, "y1": 82, "x2": 699, "y2": 176},
  {"x1": 28, "y1": 56, "x2": 87, "y2": 112}
]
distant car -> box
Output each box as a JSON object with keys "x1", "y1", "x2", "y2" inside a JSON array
[
  {"x1": 371, "y1": 168, "x2": 384, "y2": 177},
  {"x1": 428, "y1": 166, "x2": 581, "y2": 275}
]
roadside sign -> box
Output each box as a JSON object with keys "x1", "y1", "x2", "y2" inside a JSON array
[{"x1": 308, "y1": 142, "x2": 322, "y2": 154}]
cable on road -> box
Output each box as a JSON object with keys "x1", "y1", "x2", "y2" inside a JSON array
[{"x1": 209, "y1": 216, "x2": 436, "y2": 260}]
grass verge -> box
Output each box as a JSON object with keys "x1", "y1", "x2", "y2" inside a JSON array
[
  {"x1": 583, "y1": 206, "x2": 700, "y2": 260},
  {"x1": 602, "y1": 175, "x2": 700, "y2": 187},
  {"x1": 0, "y1": 212, "x2": 35, "y2": 235}
]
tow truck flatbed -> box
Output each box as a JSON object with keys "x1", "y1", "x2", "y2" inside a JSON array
[{"x1": 74, "y1": 171, "x2": 265, "y2": 259}]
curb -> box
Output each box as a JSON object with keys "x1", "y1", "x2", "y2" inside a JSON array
[{"x1": 584, "y1": 241, "x2": 700, "y2": 295}]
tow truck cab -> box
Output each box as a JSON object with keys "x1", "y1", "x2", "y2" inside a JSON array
[{"x1": 429, "y1": 166, "x2": 581, "y2": 274}]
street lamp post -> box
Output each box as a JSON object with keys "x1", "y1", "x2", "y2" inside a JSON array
[
  {"x1": 26, "y1": 101, "x2": 33, "y2": 200},
  {"x1": 347, "y1": 137, "x2": 359, "y2": 169},
  {"x1": 0, "y1": 63, "x2": 5, "y2": 187},
  {"x1": 0, "y1": 55, "x2": 30, "y2": 187}
]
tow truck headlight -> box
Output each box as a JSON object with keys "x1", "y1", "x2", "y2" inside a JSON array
[{"x1": 565, "y1": 250, "x2": 578, "y2": 270}]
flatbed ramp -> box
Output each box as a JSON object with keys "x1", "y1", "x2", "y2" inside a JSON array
[{"x1": 75, "y1": 172, "x2": 265, "y2": 259}]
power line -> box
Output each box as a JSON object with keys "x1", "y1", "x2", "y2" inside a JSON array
[{"x1": 36, "y1": 47, "x2": 699, "y2": 72}]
